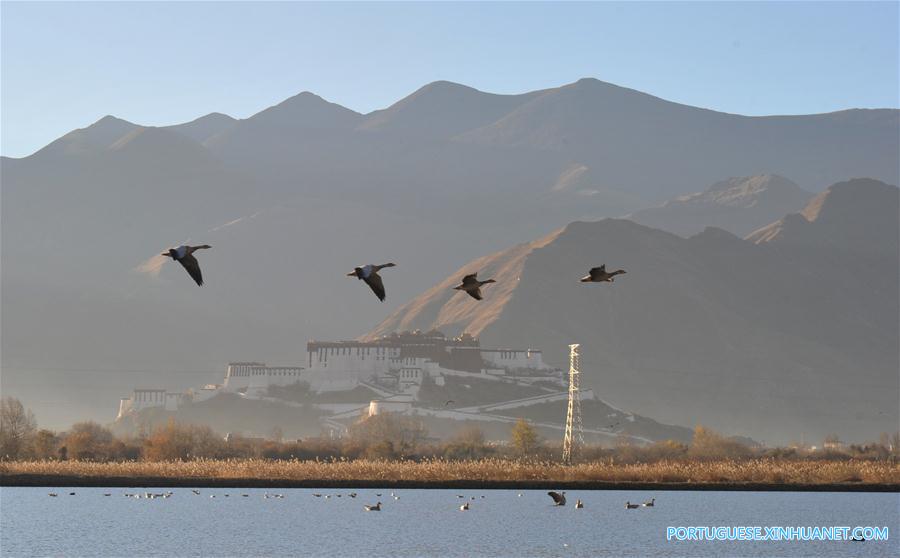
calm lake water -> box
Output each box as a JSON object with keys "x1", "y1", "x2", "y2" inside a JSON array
[{"x1": 1, "y1": 488, "x2": 897, "y2": 557}]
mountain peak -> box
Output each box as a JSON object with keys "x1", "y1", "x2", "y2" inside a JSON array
[
  {"x1": 360, "y1": 80, "x2": 539, "y2": 137},
  {"x1": 628, "y1": 174, "x2": 813, "y2": 238},
  {"x1": 702, "y1": 174, "x2": 808, "y2": 202},
  {"x1": 801, "y1": 178, "x2": 897, "y2": 223},
  {"x1": 245, "y1": 91, "x2": 362, "y2": 129},
  {"x1": 748, "y1": 177, "x2": 898, "y2": 258}
]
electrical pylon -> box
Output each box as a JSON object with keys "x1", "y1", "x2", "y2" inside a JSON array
[{"x1": 562, "y1": 343, "x2": 584, "y2": 465}]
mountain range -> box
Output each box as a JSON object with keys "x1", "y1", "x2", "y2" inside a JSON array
[
  {"x1": 1, "y1": 78, "x2": 897, "y2": 435},
  {"x1": 368, "y1": 179, "x2": 899, "y2": 445}
]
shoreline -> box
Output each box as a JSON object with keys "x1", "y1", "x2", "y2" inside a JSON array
[{"x1": 2, "y1": 474, "x2": 898, "y2": 492}]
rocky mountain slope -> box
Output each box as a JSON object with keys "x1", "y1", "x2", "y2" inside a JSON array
[
  {"x1": 628, "y1": 174, "x2": 813, "y2": 237},
  {"x1": 368, "y1": 179, "x2": 899, "y2": 444}
]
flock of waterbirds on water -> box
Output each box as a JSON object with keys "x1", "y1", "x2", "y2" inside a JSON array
[
  {"x1": 162, "y1": 244, "x2": 626, "y2": 299},
  {"x1": 48, "y1": 489, "x2": 655, "y2": 511}
]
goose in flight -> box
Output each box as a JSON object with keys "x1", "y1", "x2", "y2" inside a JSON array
[
  {"x1": 580, "y1": 265, "x2": 626, "y2": 283},
  {"x1": 162, "y1": 245, "x2": 211, "y2": 286},
  {"x1": 548, "y1": 491, "x2": 567, "y2": 506},
  {"x1": 347, "y1": 263, "x2": 396, "y2": 301},
  {"x1": 364, "y1": 501, "x2": 382, "y2": 511},
  {"x1": 453, "y1": 273, "x2": 496, "y2": 301}
]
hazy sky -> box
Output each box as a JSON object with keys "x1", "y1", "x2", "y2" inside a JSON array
[{"x1": 2, "y1": 1, "x2": 898, "y2": 158}]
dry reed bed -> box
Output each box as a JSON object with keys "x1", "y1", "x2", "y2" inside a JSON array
[{"x1": 3, "y1": 459, "x2": 898, "y2": 485}]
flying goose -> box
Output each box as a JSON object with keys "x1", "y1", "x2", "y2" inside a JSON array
[
  {"x1": 162, "y1": 245, "x2": 211, "y2": 286},
  {"x1": 347, "y1": 263, "x2": 396, "y2": 301},
  {"x1": 548, "y1": 491, "x2": 567, "y2": 506},
  {"x1": 625, "y1": 501, "x2": 639, "y2": 509},
  {"x1": 642, "y1": 498, "x2": 655, "y2": 507},
  {"x1": 364, "y1": 502, "x2": 382, "y2": 511},
  {"x1": 453, "y1": 273, "x2": 496, "y2": 301},
  {"x1": 580, "y1": 265, "x2": 626, "y2": 283}
]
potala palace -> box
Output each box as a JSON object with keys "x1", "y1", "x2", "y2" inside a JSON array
[{"x1": 117, "y1": 330, "x2": 564, "y2": 421}]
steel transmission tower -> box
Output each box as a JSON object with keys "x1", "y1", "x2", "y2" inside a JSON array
[{"x1": 562, "y1": 343, "x2": 584, "y2": 464}]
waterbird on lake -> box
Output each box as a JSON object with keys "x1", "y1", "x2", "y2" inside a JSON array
[
  {"x1": 349, "y1": 493, "x2": 357, "y2": 498},
  {"x1": 48, "y1": 493, "x2": 58, "y2": 497},
  {"x1": 548, "y1": 491, "x2": 566, "y2": 506},
  {"x1": 364, "y1": 502, "x2": 382, "y2": 511},
  {"x1": 580, "y1": 265, "x2": 626, "y2": 283},
  {"x1": 242, "y1": 494, "x2": 249, "y2": 497},
  {"x1": 575, "y1": 499, "x2": 584, "y2": 509},
  {"x1": 453, "y1": 273, "x2": 496, "y2": 301},
  {"x1": 625, "y1": 501, "x2": 639, "y2": 509},
  {"x1": 347, "y1": 263, "x2": 396, "y2": 301},
  {"x1": 642, "y1": 498, "x2": 655, "y2": 507},
  {"x1": 445, "y1": 400, "x2": 455, "y2": 406},
  {"x1": 191, "y1": 490, "x2": 200, "y2": 495},
  {"x1": 162, "y1": 245, "x2": 211, "y2": 286},
  {"x1": 103, "y1": 493, "x2": 111, "y2": 497},
  {"x1": 313, "y1": 493, "x2": 322, "y2": 497},
  {"x1": 460, "y1": 502, "x2": 469, "y2": 511},
  {"x1": 69, "y1": 492, "x2": 76, "y2": 496}
]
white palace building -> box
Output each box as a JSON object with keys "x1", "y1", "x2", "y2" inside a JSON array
[{"x1": 117, "y1": 330, "x2": 559, "y2": 420}]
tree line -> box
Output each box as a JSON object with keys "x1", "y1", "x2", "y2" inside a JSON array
[{"x1": 2, "y1": 397, "x2": 897, "y2": 463}]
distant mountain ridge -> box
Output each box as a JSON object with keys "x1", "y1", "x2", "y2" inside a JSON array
[
  {"x1": 628, "y1": 174, "x2": 814, "y2": 237},
  {"x1": 368, "y1": 179, "x2": 899, "y2": 444},
  {"x1": 2, "y1": 77, "x2": 898, "y2": 430}
]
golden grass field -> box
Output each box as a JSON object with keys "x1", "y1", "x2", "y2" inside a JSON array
[{"x1": 2, "y1": 458, "x2": 898, "y2": 486}]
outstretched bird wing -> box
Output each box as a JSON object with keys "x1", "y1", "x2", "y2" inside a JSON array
[
  {"x1": 178, "y1": 253, "x2": 204, "y2": 286},
  {"x1": 461, "y1": 273, "x2": 478, "y2": 286},
  {"x1": 364, "y1": 272, "x2": 386, "y2": 301},
  {"x1": 547, "y1": 491, "x2": 565, "y2": 505},
  {"x1": 467, "y1": 287, "x2": 483, "y2": 301}
]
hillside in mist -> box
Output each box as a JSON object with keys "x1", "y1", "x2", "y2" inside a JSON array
[
  {"x1": 2, "y1": 78, "x2": 897, "y2": 429},
  {"x1": 369, "y1": 179, "x2": 899, "y2": 444},
  {"x1": 628, "y1": 174, "x2": 813, "y2": 237}
]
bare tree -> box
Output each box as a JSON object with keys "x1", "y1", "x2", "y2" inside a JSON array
[{"x1": 0, "y1": 397, "x2": 37, "y2": 460}]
